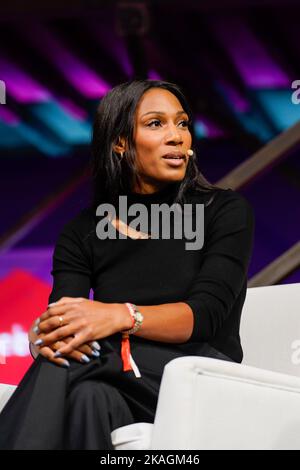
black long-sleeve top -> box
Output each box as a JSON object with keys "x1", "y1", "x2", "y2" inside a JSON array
[{"x1": 48, "y1": 182, "x2": 255, "y2": 363}]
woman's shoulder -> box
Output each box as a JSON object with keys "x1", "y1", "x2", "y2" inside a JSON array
[
  {"x1": 212, "y1": 187, "x2": 254, "y2": 217},
  {"x1": 187, "y1": 187, "x2": 255, "y2": 231},
  {"x1": 188, "y1": 186, "x2": 253, "y2": 211}
]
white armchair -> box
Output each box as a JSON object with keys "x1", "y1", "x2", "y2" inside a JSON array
[
  {"x1": 1, "y1": 283, "x2": 300, "y2": 449},
  {"x1": 149, "y1": 355, "x2": 300, "y2": 450},
  {"x1": 111, "y1": 282, "x2": 300, "y2": 450}
]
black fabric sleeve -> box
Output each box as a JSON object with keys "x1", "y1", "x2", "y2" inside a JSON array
[
  {"x1": 183, "y1": 190, "x2": 255, "y2": 342},
  {"x1": 48, "y1": 211, "x2": 93, "y2": 304}
]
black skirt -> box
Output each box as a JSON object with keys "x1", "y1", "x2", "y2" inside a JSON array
[{"x1": 0, "y1": 335, "x2": 234, "y2": 450}]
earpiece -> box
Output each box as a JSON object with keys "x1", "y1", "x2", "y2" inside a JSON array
[{"x1": 187, "y1": 149, "x2": 194, "y2": 156}]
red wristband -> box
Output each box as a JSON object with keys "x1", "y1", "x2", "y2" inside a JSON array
[{"x1": 120, "y1": 303, "x2": 141, "y2": 377}]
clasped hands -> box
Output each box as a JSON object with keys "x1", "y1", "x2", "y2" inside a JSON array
[{"x1": 28, "y1": 297, "x2": 131, "y2": 368}]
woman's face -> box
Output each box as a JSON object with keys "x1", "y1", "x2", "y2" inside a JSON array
[{"x1": 132, "y1": 88, "x2": 193, "y2": 193}]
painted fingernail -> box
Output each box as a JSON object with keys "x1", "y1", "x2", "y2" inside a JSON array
[
  {"x1": 54, "y1": 351, "x2": 62, "y2": 358},
  {"x1": 34, "y1": 339, "x2": 43, "y2": 346},
  {"x1": 91, "y1": 341, "x2": 101, "y2": 350},
  {"x1": 33, "y1": 325, "x2": 40, "y2": 334},
  {"x1": 34, "y1": 318, "x2": 40, "y2": 326},
  {"x1": 61, "y1": 359, "x2": 70, "y2": 368},
  {"x1": 48, "y1": 302, "x2": 57, "y2": 307},
  {"x1": 81, "y1": 354, "x2": 90, "y2": 363},
  {"x1": 91, "y1": 350, "x2": 100, "y2": 357}
]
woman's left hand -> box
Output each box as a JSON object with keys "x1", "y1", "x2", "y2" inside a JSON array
[{"x1": 34, "y1": 297, "x2": 131, "y2": 356}]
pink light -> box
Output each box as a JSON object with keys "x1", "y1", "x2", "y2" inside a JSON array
[
  {"x1": 0, "y1": 56, "x2": 51, "y2": 103},
  {"x1": 210, "y1": 16, "x2": 290, "y2": 88},
  {"x1": 148, "y1": 70, "x2": 162, "y2": 80},
  {"x1": 56, "y1": 97, "x2": 88, "y2": 121},
  {"x1": 218, "y1": 80, "x2": 250, "y2": 113},
  {"x1": 21, "y1": 23, "x2": 110, "y2": 98},
  {"x1": 195, "y1": 115, "x2": 226, "y2": 138},
  {"x1": 0, "y1": 107, "x2": 20, "y2": 125}
]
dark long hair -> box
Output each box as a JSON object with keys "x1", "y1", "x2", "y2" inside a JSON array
[{"x1": 90, "y1": 79, "x2": 218, "y2": 210}]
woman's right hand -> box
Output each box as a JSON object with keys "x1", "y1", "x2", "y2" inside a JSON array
[{"x1": 28, "y1": 319, "x2": 101, "y2": 368}]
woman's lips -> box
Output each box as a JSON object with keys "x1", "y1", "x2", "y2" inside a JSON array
[{"x1": 162, "y1": 155, "x2": 185, "y2": 167}]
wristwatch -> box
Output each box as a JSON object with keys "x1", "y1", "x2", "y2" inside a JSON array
[{"x1": 123, "y1": 303, "x2": 144, "y2": 335}]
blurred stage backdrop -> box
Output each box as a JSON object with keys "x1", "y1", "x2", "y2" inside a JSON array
[{"x1": 0, "y1": 0, "x2": 299, "y2": 384}]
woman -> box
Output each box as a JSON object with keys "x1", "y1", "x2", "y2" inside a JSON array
[{"x1": 0, "y1": 79, "x2": 255, "y2": 449}]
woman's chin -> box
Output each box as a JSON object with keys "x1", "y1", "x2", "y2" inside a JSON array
[{"x1": 161, "y1": 171, "x2": 186, "y2": 182}]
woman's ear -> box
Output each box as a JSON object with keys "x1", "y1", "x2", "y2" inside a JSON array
[{"x1": 113, "y1": 136, "x2": 127, "y2": 154}]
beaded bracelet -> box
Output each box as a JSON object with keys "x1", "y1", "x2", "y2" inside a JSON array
[{"x1": 120, "y1": 303, "x2": 143, "y2": 378}]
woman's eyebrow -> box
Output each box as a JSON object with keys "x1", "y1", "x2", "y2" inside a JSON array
[{"x1": 141, "y1": 110, "x2": 187, "y2": 118}]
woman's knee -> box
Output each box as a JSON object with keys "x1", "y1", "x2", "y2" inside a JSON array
[
  {"x1": 68, "y1": 380, "x2": 134, "y2": 427},
  {"x1": 69, "y1": 380, "x2": 106, "y2": 403}
]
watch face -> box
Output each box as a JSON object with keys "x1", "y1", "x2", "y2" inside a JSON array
[{"x1": 136, "y1": 312, "x2": 143, "y2": 322}]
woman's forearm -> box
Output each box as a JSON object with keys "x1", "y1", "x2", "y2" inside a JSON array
[{"x1": 119, "y1": 302, "x2": 194, "y2": 343}]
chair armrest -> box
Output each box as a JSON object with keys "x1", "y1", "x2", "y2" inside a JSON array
[{"x1": 150, "y1": 356, "x2": 300, "y2": 450}]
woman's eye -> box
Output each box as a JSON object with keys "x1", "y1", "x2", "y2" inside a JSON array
[
  {"x1": 147, "y1": 120, "x2": 161, "y2": 127},
  {"x1": 147, "y1": 119, "x2": 189, "y2": 128}
]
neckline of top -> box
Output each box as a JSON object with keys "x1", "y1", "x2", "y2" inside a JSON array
[{"x1": 124, "y1": 181, "x2": 180, "y2": 204}]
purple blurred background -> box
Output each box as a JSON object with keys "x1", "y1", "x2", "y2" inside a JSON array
[{"x1": 0, "y1": 0, "x2": 300, "y2": 290}]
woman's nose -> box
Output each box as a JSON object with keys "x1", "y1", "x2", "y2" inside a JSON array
[{"x1": 165, "y1": 125, "x2": 183, "y2": 143}]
